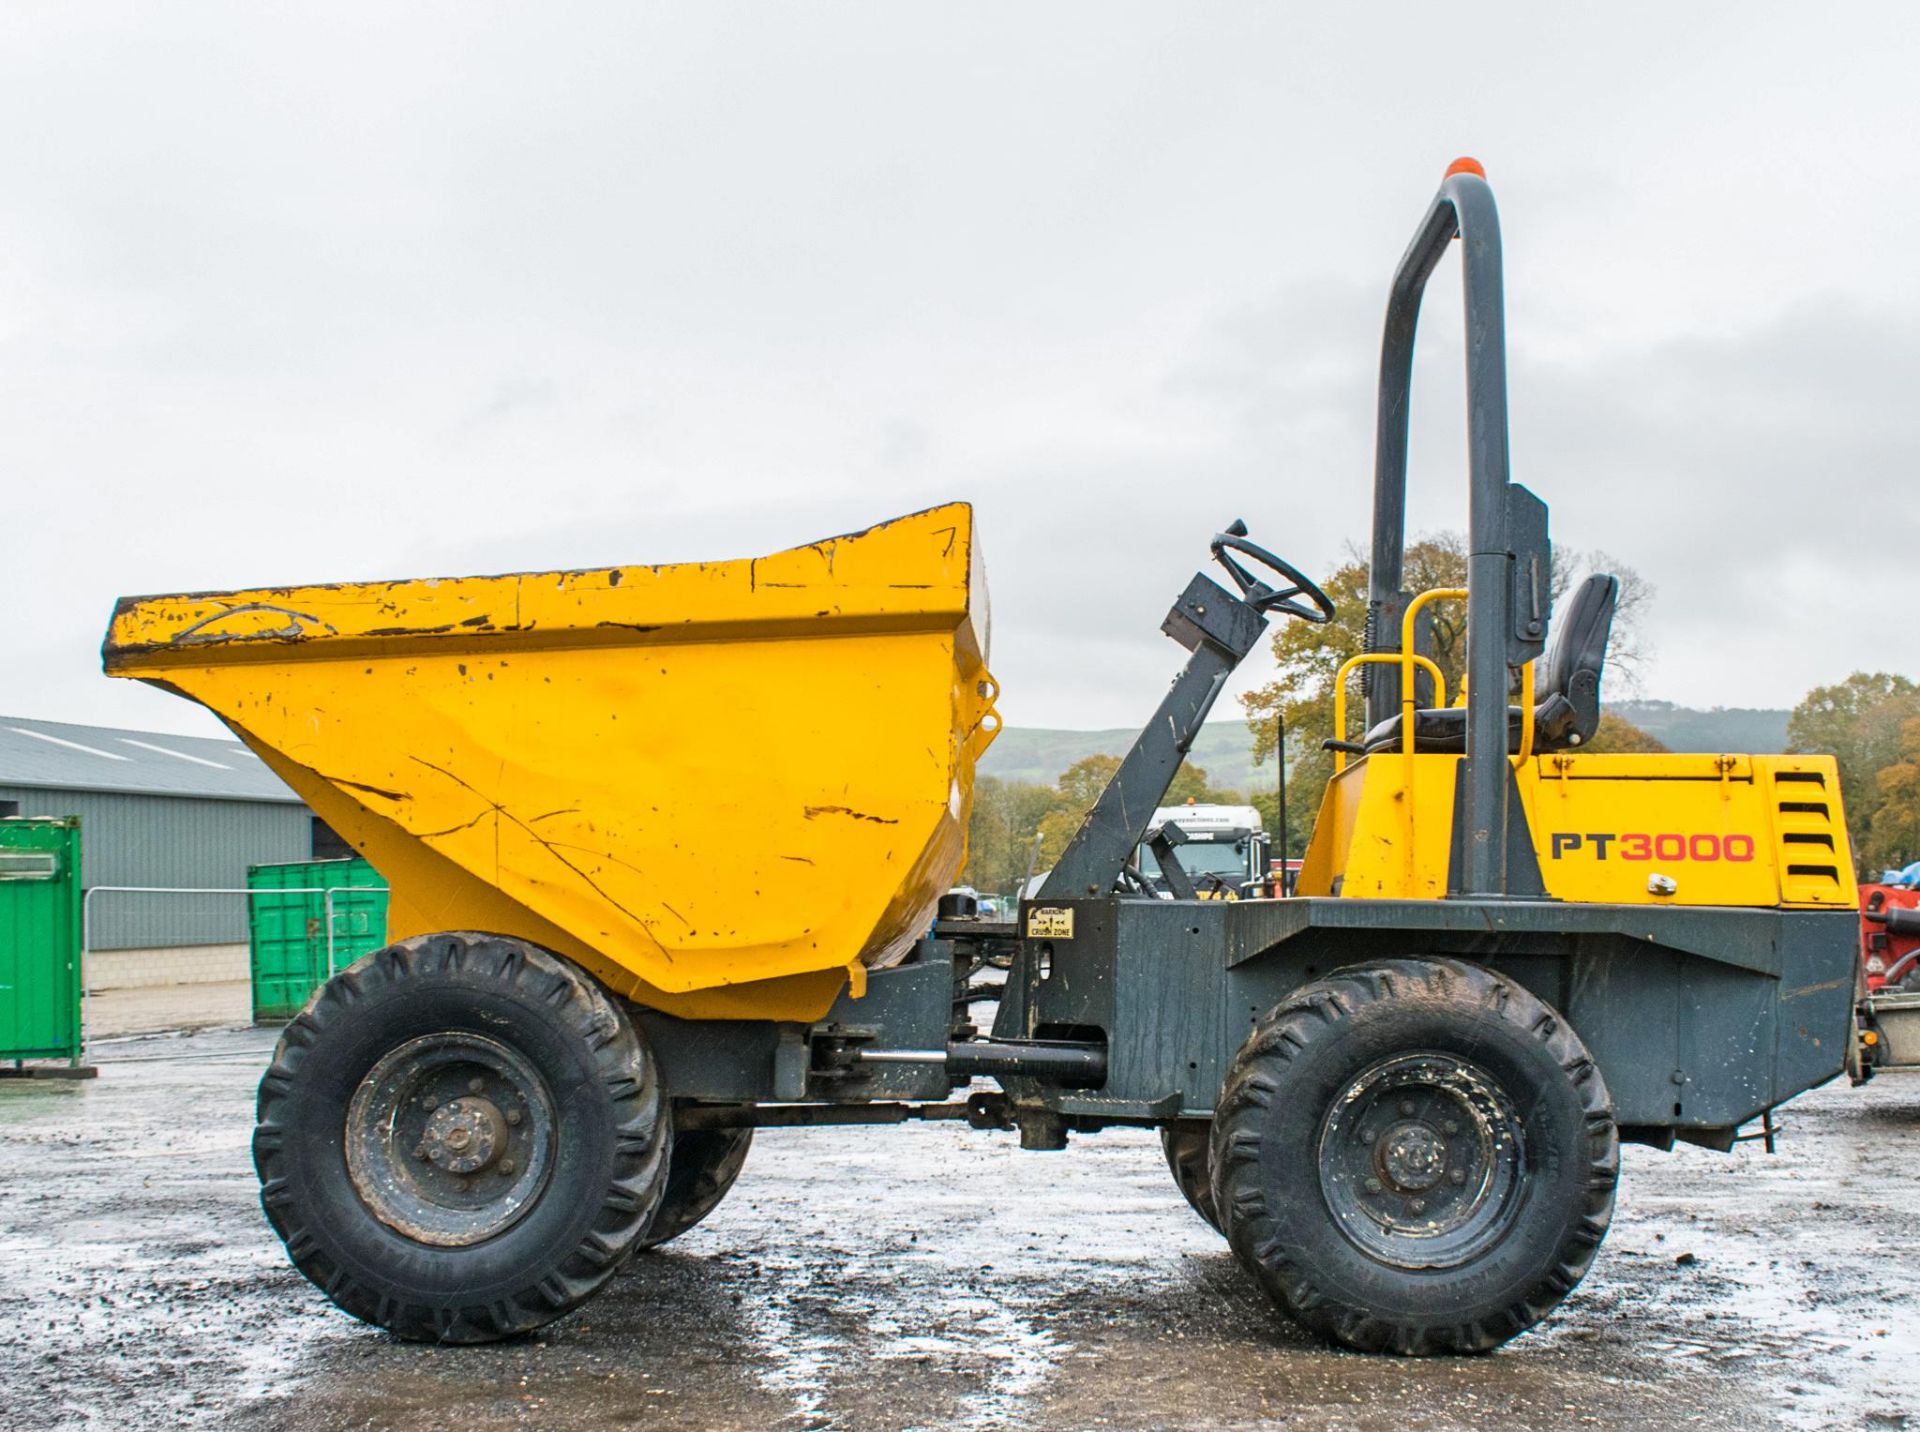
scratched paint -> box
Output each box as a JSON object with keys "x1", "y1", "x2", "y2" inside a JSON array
[{"x1": 102, "y1": 505, "x2": 1000, "y2": 1023}]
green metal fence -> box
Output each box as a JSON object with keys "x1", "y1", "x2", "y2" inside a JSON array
[
  {"x1": 247, "y1": 857, "x2": 388, "y2": 1022},
  {"x1": 0, "y1": 818, "x2": 84, "y2": 1066}
]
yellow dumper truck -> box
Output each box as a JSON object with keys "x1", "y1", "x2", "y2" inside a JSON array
[{"x1": 104, "y1": 164, "x2": 1860, "y2": 1355}]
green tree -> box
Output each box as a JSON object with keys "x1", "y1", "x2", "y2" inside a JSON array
[
  {"x1": 1789, "y1": 672, "x2": 1920, "y2": 873},
  {"x1": 961, "y1": 775, "x2": 1060, "y2": 897},
  {"x1": 970, "y1": 754, "x2": 1243, "y2": 887},
  {"x1": 1248, "y1": 788, "x2": 1298, "y2": 859},
  {"x1": 1239, "y1": 534, "x2": 1651, "y2": 837}
]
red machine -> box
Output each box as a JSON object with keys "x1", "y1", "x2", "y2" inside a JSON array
[
  {"x1": 1858, "y1": 883, "x2": 1920, "y2": 1076},
  {"x1": 1861, "y1": 883, "x2": 1920, "y2": 992}
]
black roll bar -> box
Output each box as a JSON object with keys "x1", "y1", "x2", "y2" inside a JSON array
[{"x1": 1364, "y1": 161, "x2": 1537, "y2": 898}]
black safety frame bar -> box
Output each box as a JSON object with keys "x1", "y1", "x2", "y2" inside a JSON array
[{"x1": 1364, "y1": 167, "x2": 1533, "y2": 897}]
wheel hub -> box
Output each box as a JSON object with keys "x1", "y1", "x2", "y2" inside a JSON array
[
  {"x1": 1377, "y1": 1121, "x2": 1447, "y2": 1192},
  {"x1": 346, "y1": 1033, "x2": 556, "y2": 1248},
  {"x1": 1316, "y1": 1052, "x2": 1525, "y2": 1270},
  {"x1": 423, "y1": 1096, "x2": 508, "y2": 1174}
]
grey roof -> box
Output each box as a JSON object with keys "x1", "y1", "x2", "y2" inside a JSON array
[{"x1": 0, "y1": 715, "x2": 302, "y2": 804}]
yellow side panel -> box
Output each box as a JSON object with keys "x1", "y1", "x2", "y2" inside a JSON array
[
  {"x1": 1296, "y1": 754, "x2": 1459, "y2": 900},
  {"x1": 103, "y1": 504, "x2": 997, "y2": 1022},
  {"x1": 1522, "y1": 752, "x2": 1855, "y2": 908},
  {"x1": 1300, "y1": 749, "x2": 1856, "y2": 913},
  {"x1": 1294, "y1": 764, "x2": 1365, "y2": 897}
]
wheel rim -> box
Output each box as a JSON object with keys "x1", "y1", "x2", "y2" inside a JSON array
[
  {"x1": 1316, "y1": 1052, "x2": 1526, "y2": 1270},
  {"x1": 345, "y1": 1032, "x2": 558, "y2": 1248}
]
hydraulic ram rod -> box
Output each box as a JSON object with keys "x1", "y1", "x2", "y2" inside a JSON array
[{"x1": 858, "y1": 1039, "x2": 1107, "y2": 1087}]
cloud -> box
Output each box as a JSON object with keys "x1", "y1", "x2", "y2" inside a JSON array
[
  {"x1": 3, "y1": 5, "x2": 1917, "y2": 740},
  {"x1": 1516, "y1": 298, "x2": 1920, "y2": 706}
]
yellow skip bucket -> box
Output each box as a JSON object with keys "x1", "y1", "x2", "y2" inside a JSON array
[{"x1": 103, "y1": 503, "x2": 998, "y2": 1021}]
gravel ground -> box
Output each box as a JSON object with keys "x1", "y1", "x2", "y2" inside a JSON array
[
  {"x1": 83, "y1": 980, "x2": 252, "y2": 1039},
  {"x1": 2, "y1": 1026, "x2": 1916, "y2": 1431}
]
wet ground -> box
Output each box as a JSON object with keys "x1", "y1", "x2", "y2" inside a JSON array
[{"x1": 2, "y1": 1027, "x2": 1916, "y2": 1431}]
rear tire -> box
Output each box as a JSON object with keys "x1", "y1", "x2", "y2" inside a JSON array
[
  {"x1": 637, "y1": 1127, "x2": 754, "y2": 1250},
  {"x1": 1159, "y1": 1123, "x2": 1223, "y2": 1234},
  {"x1": 253, "y1": 931, "x2": 670, "y2": 1343},
  {"x1": 1213, "y1": 958, "x2": 1617, "y2": 1355}
]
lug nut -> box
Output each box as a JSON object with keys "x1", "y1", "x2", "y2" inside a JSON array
[
  {"x1": 1450, "y1": 1169, "x2": 1466, "y2": 1185},
  {"x1": 1399, "y1": 1101, "x2": 1415, "y2": 1117},
  {"x1": 505, "y1": 1109, "x2": 522, "y2": 1127},
  {"x1": 1364, "y1": 1177, "x2": 1383, "y2": 1194},
  {"x1": 1360, "y1": 1129, "x2": 1376, "y2": 1145},
  {"x1": 468, "y1": 1077, "x2": 484, "y2": 1093},
  {"x1": 1411, "y1": 1199, "x2": 1426, "y2": 1213},
  {"x1": 413, "y1": 1144, "x2": 429, "y2": 1161},
  {"x1": 1443, "y1": 1119, "x2": 1460, "y2": 1135},
  {"x1": 499, "y1": 1157, "x2": 516, "y2": 1175}
]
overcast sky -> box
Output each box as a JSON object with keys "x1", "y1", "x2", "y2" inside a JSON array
[{"x1": 4, "y1": 5, "x2": 1917, "y2": 742}]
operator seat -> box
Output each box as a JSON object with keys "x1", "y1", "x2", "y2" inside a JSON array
[{"x1": 1357, "y1": 573, "x2": 1619, "y2": 756}]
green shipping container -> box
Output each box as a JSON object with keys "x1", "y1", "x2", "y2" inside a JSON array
[
  {"x1": 247, "y1": 857, "x2": 388, "y2": 1022},
  {"x1": 0, "y1": 818, "x2": 83, "y2": 1066}
]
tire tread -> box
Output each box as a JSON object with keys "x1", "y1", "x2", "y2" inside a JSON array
[
  {"x1": 636, "y1": 1127, "x2": 754, "y2": 1251},
  {"x1": 1211, "y1": 957, "x2": 1619, "y2": 1356},
  {"x1": 252, "y1": 932, "x2": 670, "y2": 1343},
  {"x1": 1158, "y1": 1123, "x2": 1223, "y2": 1234}
]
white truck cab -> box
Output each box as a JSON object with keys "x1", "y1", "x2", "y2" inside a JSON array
[{"x1": 1136, "y1": 802, "x2": 1270, "y2": 899}]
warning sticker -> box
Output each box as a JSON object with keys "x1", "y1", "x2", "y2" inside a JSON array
[{"x1": 1026, "y1": 906, "x2": 1074, "y2": 939}]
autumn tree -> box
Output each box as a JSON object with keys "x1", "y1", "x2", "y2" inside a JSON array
[
  {"x1": 1582, "y1": 712, "x2": 1669, "y2": 754},
  {"x1": 962, "y1": 775, "x2": 1061, "y2": 896},
  {"x1": 1867, "y1": 717, "x2": 1920, "y2": 874},
  {"x1": 1166, "y1": 762, "x2": 1240, "y2": 806},
  {"x1": 1789, "y1": 672, "x2": 1920, "y2": 873},
  {"x1": 1033, "y1": 754, "x2": 1123, "y2": 871},
  {"x1": 1239, "y1": 534, "x2": 1652, "y2": 840},
  {"x1": 961, "y1": 755, "x2": 1240, "y2": 895}
]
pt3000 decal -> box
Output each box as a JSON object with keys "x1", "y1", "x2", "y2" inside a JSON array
[{"x1": 1549, "y1": 833, "x2": 1756, "y2": 862}]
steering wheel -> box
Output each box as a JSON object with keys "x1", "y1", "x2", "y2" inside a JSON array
[{"x1": 1210, "y1": 520, "x2": 1336, "y2": 624}]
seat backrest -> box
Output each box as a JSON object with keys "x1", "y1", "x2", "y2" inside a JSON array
[{"x1": 1533, "y1": 573, "x2": 1618, "y2": 750}]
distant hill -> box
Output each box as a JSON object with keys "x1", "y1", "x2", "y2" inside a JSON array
[
  {"x1": 980, "y1": 722, "x2": 1272, "y2": 795},
  {"x1": 982, "y1": 700, "x2": 1794, "y2": 797},
  {"x1": 1610, "y1": 701, "x2": 1790, "y2": 754}
]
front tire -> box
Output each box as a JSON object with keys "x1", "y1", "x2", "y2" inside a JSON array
[
  {"x1": 1213, "y1": 958, "x2": 1617, "y2": 1355},
  {"x1": 253, "y1": 932, "x2": 671, "y2": 1343}
]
